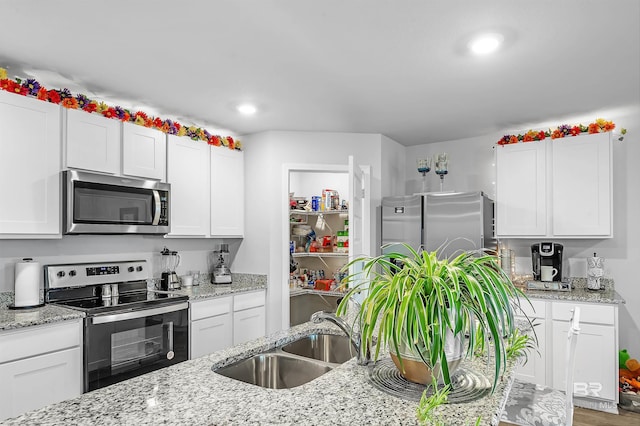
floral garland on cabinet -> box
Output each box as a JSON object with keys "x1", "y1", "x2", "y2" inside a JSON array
[
  {"x1": 0, "y1": 67, "x2": 241, "y2": 151},
  {"x1": 497, "y1": 118, "x2": 626, "y2": 145}
]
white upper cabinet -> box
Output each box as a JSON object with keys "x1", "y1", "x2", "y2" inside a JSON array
[
  {"x1": 167, "y1": 135, "x2": 210, "y2": 236},
  {"x1": 122, "y1": 122, "x2": 166, "y2": 181},
  {"x1": 210, "y1": 148, "x2": 244, "y2": 237},
  {"x1": 496, "y1": 133, "x2": 612, "y2": 238},
  {"x1": 0, "y1": 91, "x2": 61, "y2": 238},
  {"x1": 496, "y1": 141, "x2": 547, "y2": 237},
  {"x1": 64, "y1": 108, "x2": 120, "y2": 174},
  {"x1": 551, "y1": 132, "x2": 612, "y2": 237}
]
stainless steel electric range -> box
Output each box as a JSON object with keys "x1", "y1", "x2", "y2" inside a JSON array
[{"x1": 45, "y1": 260, "x2": 189, "y2": 392}]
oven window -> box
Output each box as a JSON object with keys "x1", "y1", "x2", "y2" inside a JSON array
[
  {"x1": 111, "y1": 323, "x2": 167, "y2": 369},
  {"x1": 74, "y1": 182, "x2": 153, "y2": 224}
]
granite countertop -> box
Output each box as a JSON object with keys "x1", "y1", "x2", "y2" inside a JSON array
[
  {"x1": 522, "y1": 278, "x2": 625, "y2": 304},
  {"x1": 0, "y1": 293, "x2": 85, "y2": 331},
  {"x1": 168, "y1": 273, "x2": 267, "y2": 300},
  {"x1": 1, "y1": 320, "x2": 518, "y2": 426}
]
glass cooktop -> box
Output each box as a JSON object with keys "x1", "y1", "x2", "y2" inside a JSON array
[{"x1": 55, "y1": 291, "x2": 188, "y2": 315}]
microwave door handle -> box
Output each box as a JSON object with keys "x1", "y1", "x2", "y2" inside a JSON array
[{"x1": 152, "y1": 190, "x2": 161, "y2": 225}]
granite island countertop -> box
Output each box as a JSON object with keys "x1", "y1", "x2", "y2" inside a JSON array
[{"x1": 0, "y1": 319, "x2": 519, "y2": 426}]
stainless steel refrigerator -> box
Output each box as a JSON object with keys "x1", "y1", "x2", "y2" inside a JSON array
[{"x1": 381, "y1": 192, "x2": 496, "y2": 258}]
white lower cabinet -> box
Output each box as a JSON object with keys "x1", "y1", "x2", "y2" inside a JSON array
[
  {"x1": 0, "y1": 320, "x2": 82, "y2": 421},
  {"x1": 189, "y1": 290, "x2": 266, "y2": 359},
  {"x1": 514, "y1": 299, "x2": 547, "y2": 386},
  {"x1": 233, "y1": 291, "x2": 266, "y2": 345},
  {"x1": 515, "y1": 299, "x2": 618, "y2": 412},
  {"x1": 190, "y1": 296, "x2": 233, "y2": 359},
  {"x1": 551, "y1": 301, "x2": 617, "y2": 408}
]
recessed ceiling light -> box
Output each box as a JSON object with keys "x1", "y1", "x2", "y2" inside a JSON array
[
  {"x1": 236, "y1": 103, "x2": 257, "y2": 115},
  {"x1": 468, "y1": 33, "x2": 504, "y2": 55}
]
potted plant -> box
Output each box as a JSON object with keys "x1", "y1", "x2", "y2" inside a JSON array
[{"x1": 336, "y1": 243, "x2": 531, "y2": 390}]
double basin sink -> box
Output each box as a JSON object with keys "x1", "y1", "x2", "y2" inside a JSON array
[{"x1": 214, "y1": 333, "x2": 353, "y2": 389}]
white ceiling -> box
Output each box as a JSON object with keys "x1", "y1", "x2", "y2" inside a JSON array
[{"x1": 1, "y1": 0, "x2": 639, "y2": 146}]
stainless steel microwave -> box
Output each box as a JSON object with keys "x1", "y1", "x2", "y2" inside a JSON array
[{"x1": 63, "y1": 170, "x2": 170, "y2": 234}]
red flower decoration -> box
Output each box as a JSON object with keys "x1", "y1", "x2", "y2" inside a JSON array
[
  {"x1": 551, "y1": 129, "x2": 564, "y2": 139},
  {"x1": 121, "y1": 111, "x2": 131, "y2": 122},
  {"x1": 83, "y1": 102, "x2": 97, "y2": 113},
  {"x1": 47, "y1": 90, "x2": 61, "y2": 104},
  {"x1": 588, "y1": 123, "x2": 600, "y2": 134},
  {"x1": 226, "y1": 136, "x2": 235, "y2": 150},
  {"x1": 570, "y1": 126, "x2": 581, "y2": 136},
  {"x1": 153, "y1": 117, "x2": 163, "y2": 129},
  {"x1": 174, "y1": 122, "x2": 181, "y2": 131},
  {"x1": 102, "y1": 107, "x2": 116, "y2": 119},
  {"x1": 536, "y1": 131, "x2": 546, "y2": 141},
  {"x1": 522, "y1": 134, "x2": 534, "y2": 142},
  {"x1": 1, "y1": 79, "x2": 14, "y2": 92},
  {"x1": 36, "y1": 87, "x2": 49, "y2": 101},
  {"x1": 209, "y1": 135, "x2": 221, "y2": 146},
  {"x1": 61, "y1": 97, "x2": 79, "y2": 109}
]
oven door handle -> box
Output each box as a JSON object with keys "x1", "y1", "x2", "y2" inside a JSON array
[{"x1": 91, "y1": 302, "x2": 188, "y2": 324}]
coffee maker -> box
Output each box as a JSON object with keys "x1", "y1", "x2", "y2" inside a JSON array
[
  {"x1": 211, "y1": 244, "x2": 232, "y2": 284},
  {"x1": 531, "y1": 242, "x2": 563, "y2": 282}
]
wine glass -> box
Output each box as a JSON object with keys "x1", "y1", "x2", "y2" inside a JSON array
[
  {"x1": 416, "y1": 158, "x2": 431, "y2": 193},
  {"x1": 434, "y1": 153, "x2": 449, "y2": 191}
]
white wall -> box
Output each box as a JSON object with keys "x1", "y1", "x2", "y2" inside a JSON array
[
  {"x1": 403, "y1": 109, "x2": 640, "y2": 358},
  {"x1": 0, "y1": 236, "x2": 238, "y2": 293},
  {"x1": 235, "y1": 131, "x2": 389, "y2": 334}
]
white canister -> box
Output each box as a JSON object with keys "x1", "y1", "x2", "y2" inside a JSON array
[
  {"x1": 14, "y1": 258, "x2": 41, "y2": 307},
  {"x1": 587, "y1": 253, "x2": 604, "y2": 290}
]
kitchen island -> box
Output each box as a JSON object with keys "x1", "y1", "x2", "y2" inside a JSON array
[{"x1": 1, "y1": 319, "x2": 519, "y2": 426}]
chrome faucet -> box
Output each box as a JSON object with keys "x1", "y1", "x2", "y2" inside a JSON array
[{"x1": 310, "y1": 310, "x2": 371, "y2": 365}]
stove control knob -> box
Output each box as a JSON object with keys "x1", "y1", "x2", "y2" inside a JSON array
[
  {"x1": 68, "y1": 270, "x2": 77, "y2": 277},
  {"x1": 57, "y1": 271, "x2": 65, "y2": 278},
  {"x1": 136, "y1": 266, "x2": 143, "y2": 272},
  {"x1": 128, "y1": 266, "x2": 135, "y2": 273}
]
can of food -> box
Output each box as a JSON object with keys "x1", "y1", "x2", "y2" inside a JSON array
[{"x1": 312, "y1": 196, "x2": 321, "y2": 211}]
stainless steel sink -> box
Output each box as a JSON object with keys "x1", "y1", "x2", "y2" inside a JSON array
[
  {"x1": 214, "y1": 352, "x2": 332, "y2": 389},
  {"x1": 281, "y1": 333, "x2": 354, "y2": 364}
]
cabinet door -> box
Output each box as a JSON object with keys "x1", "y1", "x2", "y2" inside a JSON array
[
  {"x1": 122, "y1": 122, "x2": 166, "y2": 180},
  {"x1": 0, "y1": 91, "x2": 61, "y2": 237},
  {"x1": 551, "y1": 321, "x2": 616, "y2": 401},
  {"x1": 233, "y1": 306, "x2": 266, "y2": 346},
  {"x1": 167, "y1": 135, "x2": 209, "y2": 236},
  {"x1": 0, "y1": 347, "x2": 82, "y2": 421},
  {"x1": 191, "y1": 313, "x2": 233, "y2": 359},
  {"x1": 65, "y1": 108, "x2": 120, "y2": 174},
  {"x1": 210, "y1": 148, "x2": 244, "y2": 237},
  {"x1": 552, "y1": 133, "x2": 612, "y2": 237},
  {"x1": 495, "y1": 141, "x2": 547, "y2": 237},
  {"x1": 514, "y1": 300, "x2": 547, "y2": 386}
]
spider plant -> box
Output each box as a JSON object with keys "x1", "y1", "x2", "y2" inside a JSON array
[{"x1": 337, "y1": 243, "x2": 531, "y2": 391}]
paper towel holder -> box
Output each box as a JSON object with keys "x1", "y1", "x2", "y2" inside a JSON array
[{"x1": 8, "y1": 257, "x2": 45, "y2": 310}]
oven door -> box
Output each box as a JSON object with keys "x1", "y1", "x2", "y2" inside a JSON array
[{"x1": 84, "y1": 302, "x2": 188, "y2": 392}]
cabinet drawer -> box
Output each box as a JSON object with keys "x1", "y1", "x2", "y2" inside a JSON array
[
  {"x1": 516, "y1": 299, "x2": 546, "y2": 319},
  {"x1": 234, "y1": 290, "x2": 265, "y2": 311},
  {"x1": 0, "y1": 320, "x2": 81, "y2": 364},
  {"x1": 552, "y1": 302, "x2": 614, "y2": 325},
  {"x1": 190, "y1": 296, "x2": 232, "y2": 321}
]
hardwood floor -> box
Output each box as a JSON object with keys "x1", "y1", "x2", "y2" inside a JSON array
[{"x1": 499, "y1": 406, "x2": 640, "y2": 426}]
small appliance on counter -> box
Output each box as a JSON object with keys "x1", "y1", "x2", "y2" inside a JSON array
[
  {"x1": 10, "y1": 258, "x2": 44, "y2": 309},
  {"x1": 587, "y1": 253, "x2": 605, "y2": 290},
  {"x1": 531, "y1": 242, "x2": 564, "y2": 282},
  {"x1": 211, "y1": 244, "x2": 232, "y2": 284},
  {"x1": 160, "y1": 246, "x2": 181, "y2": 290}
]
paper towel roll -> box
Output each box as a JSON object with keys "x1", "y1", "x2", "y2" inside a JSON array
[{"x1": 14, "y1": 258, "x2": 41, "y2": 307}]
